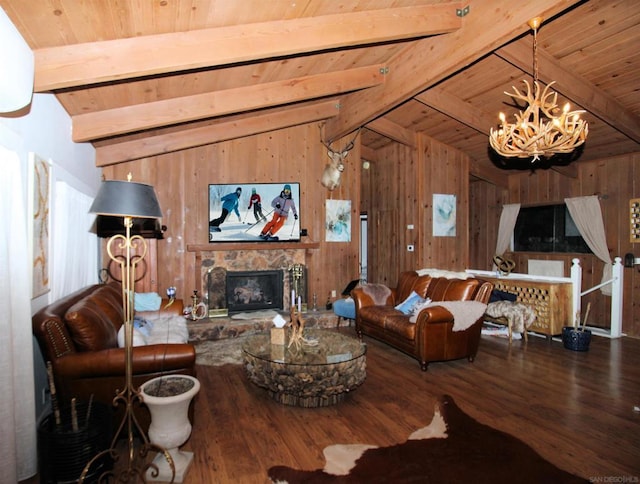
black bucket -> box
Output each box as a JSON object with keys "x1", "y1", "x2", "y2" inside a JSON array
[
  {"x1": 37, "y1": 401, "x2": 113, "y2": 483},
  {"x1": 562, "y1": 326, "x2": 592, "y2": 352}
]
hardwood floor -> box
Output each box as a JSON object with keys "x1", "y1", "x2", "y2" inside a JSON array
[
  {"x1": 181, "y1": 330, "x2": 640, "y2": 483},
  {"x1": 22, "y1": 330, "x2": 640, "y2": 483}
]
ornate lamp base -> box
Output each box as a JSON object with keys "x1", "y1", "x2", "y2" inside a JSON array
[{"x1": 146, "y1": 449, "x2": 194, "y2": 483}]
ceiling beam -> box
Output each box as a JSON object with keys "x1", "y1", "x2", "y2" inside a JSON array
[
  {"x1": 415, "y1": 87, "x2": 496, "y2": 135},
  {"x1": 95, "y1": 100, "x2": 340, "y2": 166},
  {"x1": 495, "y1": 38, "x2": 640, "y2": 144},
  {"x1": 361, "y1": 145, "x2": 377, "y2": 163},
  {"x1": 366, "y1": 118, "x2": 417, "y2": 148},
  {"x1": 72, "y1": 65, "x2": 385, "y2": 142},
  {"x1": 323, "y1": 0, "x2": 583, "y2": 142},
  {"x1": 34, "y1": 4, "x2": 461, "y2": 91},
  {"x1": 469, "y1": 158, "x2": 509, "y2": 188}
]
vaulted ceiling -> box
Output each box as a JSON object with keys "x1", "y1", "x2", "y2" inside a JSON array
[{"x1": 2, "y1": 0, "x2": 639, "y2": 186}]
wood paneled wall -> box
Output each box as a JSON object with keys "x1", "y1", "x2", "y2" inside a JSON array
[
  {"x1": 362, "y1": 134, "x2": 470, "y2": 285},
  {"x1": 101, "y1": 123, "x2": 361, "y2": 307},
  {"x1": 470, "y1": 153, "x2": 640, "y2": 337}
]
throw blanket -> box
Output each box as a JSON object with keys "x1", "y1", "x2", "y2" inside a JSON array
[
  {"x1": 140, "y1": 314, "x2": 189, "y2": 345},
  {"x1": 362, "y1": 284, "x2": 392, "y2": 305},
  {"x1": 486, "y1": 301, "x2": 536, "y2": 333},
  {"x1": 416, "y1": 268, "x2": 473, "y2": 279},
  {"x1": 410, "y1": 300, "x2": 487, "y2": 331}
]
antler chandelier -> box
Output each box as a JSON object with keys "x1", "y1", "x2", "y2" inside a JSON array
[{"x1": 489, "y1": 17, "x2": 588, "y2": 162}]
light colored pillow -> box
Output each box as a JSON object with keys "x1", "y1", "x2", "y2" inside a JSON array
[
  {"x1": 395, "y1": 291, "x2": 426, "y2": 315},
  {"x1": 134, "y1": 292, "x2": 162, "y2": 311},
  {"x1": 117, "y1": 324, "x2": 148, "y2": 347}
]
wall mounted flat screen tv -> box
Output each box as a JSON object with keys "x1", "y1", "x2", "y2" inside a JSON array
[{"x1": 209, "y1": 182, "x2": 301, "y2": 243}]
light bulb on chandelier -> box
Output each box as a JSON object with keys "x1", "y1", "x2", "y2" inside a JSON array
[{"x1": 489, "y1": 17, "x2": 588, "y2": 162}]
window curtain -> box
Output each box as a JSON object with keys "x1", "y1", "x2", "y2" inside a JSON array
[
  {"x1": 565, "y1": 195, "x2": 612, "y2": 296},
  {"x1": 51, "y1": 181, "x2": 98, "y2": 300},
  {"x1": 0, "y1": 146, "x2": 37, "y2": 481},
  {"x1": 493, "y1": 203, "x2": 521, "y2": 268}
]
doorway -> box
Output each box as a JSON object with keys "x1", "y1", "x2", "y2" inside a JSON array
[{"x1": 360, "y1": 213, "x2": 367, "y2": 283}]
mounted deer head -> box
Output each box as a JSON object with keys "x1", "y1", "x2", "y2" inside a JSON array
[{"x1": 321, "y1": 137, "x2": 356, "y2": 191}]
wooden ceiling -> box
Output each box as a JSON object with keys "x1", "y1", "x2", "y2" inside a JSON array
[{"x1": 2, "y1": 0, "x2": 639, "y2": 184}]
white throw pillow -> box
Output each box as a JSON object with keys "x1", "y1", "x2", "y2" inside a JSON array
[{"x1": 117, "y1": 325, "x2": 148, "y2": 347}]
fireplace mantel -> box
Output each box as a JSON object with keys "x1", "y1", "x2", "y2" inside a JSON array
[{"x1": 187, "y1": 241, "x2": 319, "y2": 252}]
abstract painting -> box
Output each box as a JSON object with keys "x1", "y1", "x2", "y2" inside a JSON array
[
  {"x1": 30, "y1": 153, "x2": 50, "y2": 297},
  {"x1": 433, "y1": 194, "x2": 456, "y2": 237},
  {"x1": 325, "y1": 199, "x2": 351, "y2": 242}
]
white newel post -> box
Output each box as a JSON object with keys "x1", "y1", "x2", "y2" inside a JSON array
[
  {"x1": 610, "y1": 257, "x2": 623, "y2": 338},
  {"x1": 570, "y1": 258, "x2": 582, "y2": 327}
]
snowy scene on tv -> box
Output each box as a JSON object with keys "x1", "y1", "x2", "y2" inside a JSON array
[{"x1": 209, "y1": 183, "x2": 301, "y2": 243}]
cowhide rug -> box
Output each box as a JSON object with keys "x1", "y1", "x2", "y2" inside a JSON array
[{"x1": 268, "y1": 394, "x2": 587, "y2": 483}]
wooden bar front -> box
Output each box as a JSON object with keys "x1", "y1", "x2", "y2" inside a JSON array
[{"x1": 483, "y1": 276, "x2": 573, "y2": 337}]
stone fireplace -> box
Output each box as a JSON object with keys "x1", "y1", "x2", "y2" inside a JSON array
[{"x1": 191, "y1": 247, "x2": 309, "y2": 316}]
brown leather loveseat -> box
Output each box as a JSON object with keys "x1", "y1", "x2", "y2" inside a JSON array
[
  {"x1": 352, "y1": 271, "x2": 493, "y2": 370},
  {"x1": 32, "y1": 282, "x2": 196, "y2": 429}
]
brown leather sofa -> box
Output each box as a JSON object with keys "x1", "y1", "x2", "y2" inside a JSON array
[
  {"x1": 32, "y1": 282, "x2": 196, "y2": 430},
  {"x1": 352, "y1": 271, "x2": 493, "y2": 370}
]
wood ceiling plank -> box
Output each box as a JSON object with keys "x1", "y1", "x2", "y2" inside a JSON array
[
  {"x1": 496, "y1": 38, "x2": 640, "y2": 144},
  {"x1": 35, "y1": 4, "x2": 461, "y2": 91},
  {"x1": 323, "y1": 0, "x2": 584, "y2": 142},
  {"x1": 95, "y1": 100, "x2": 340, "y2": 166},
  {"x1": 72, "y1": 65, "x2": 384, "y2": 142}
]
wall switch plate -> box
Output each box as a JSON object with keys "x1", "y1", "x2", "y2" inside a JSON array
[
  {"x1": 407, "y1": 244, "x2": 414, "y2": 252},
  {"x1": 331, "y1": 290, "x2": 336, "y2": 297}
]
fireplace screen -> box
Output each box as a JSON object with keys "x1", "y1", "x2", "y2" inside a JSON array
[{"x1": 225, "y1": 270, "x2": 283, "y2": 313}]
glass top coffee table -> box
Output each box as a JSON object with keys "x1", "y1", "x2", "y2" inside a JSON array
[{"x1": 242, "y1": 329, "x2": 366, "y2": 407}]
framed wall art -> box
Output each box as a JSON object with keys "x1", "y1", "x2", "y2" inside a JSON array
[
  {"x1": 433, "y1": 194, "x2": 456, "y2": 237},
  {"x1": 325, "y1": 199, "x2": 351, "y2": 242}
]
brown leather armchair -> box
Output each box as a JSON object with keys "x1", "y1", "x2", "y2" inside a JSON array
[
  {"x1": 352, "y1": 271, "x2": 493, "y2": 370},
  {"x1": 32, "y1": 282, "x2": 196, "y2": 430}
]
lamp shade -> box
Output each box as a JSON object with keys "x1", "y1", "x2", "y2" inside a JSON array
[
  {"x1": 0, "y1": 7, "x2": 34, "y2": 113},
  {"x1": 89, "y1": 180, "x2": 163, "y2": 219}
]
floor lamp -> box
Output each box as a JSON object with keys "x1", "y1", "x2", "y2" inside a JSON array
[{"x1": 81, "y1": 176, "x2": 175, "y2": 483}]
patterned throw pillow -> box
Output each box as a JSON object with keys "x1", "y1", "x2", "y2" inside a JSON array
[{"x1": 394, "y1": 291, "x2": 426, "y2": 315}]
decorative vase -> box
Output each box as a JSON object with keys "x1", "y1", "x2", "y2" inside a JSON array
[{"x1": 140, "y1": 375, "x2": 200, "y2": 483}]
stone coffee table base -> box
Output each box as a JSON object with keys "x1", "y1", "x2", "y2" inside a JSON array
[{"x1": 242, "y1": 330, "x2": 367, "y2": 407}]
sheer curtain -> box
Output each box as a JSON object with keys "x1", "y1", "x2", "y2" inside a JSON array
[
  {"x1": 565, "y1": 195, "x2": 612, "y2": 296},
  {"x1": 493, "y1": 203, "x2": 521, "y2": 268},
  {"x1": 0, "y1": 146, "x2": 37, "y2": 481},
  {"x1": 51, "y1": 181, "x2": 98, "y2": 300}
]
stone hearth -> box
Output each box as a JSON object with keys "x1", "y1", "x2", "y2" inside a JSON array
[{"x1": 187, "y1": 309, "x2": 341, "y2": 342}]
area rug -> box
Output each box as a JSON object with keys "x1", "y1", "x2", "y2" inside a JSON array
[
  {"x1": 194, "y1": 337, "x2": 245, "y2": 366},
  {"x1": 268, "y1": 394, "x2": 587, "y2": 483}
]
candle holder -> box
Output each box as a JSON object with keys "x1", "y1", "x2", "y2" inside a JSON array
[{"x1": 288, "y1": 263, "x2": 307, "y2": 311}]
